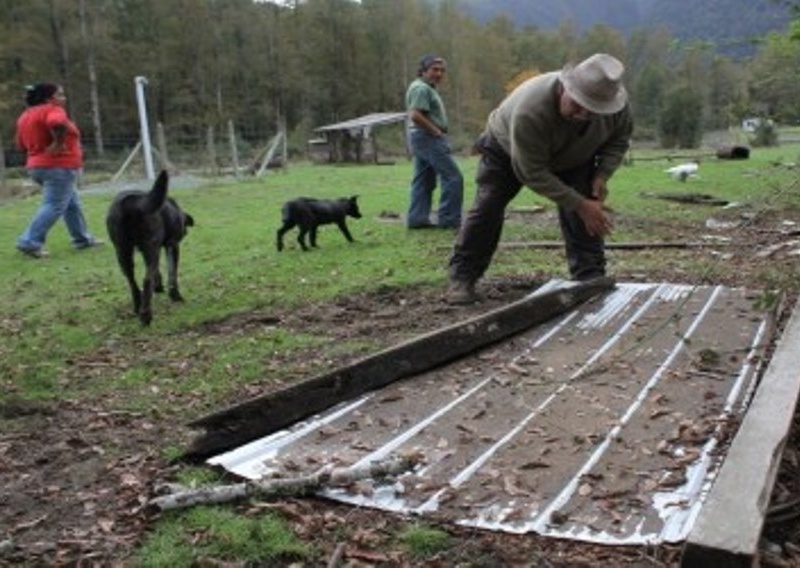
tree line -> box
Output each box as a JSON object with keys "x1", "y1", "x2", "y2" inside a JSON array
[{"x1": 1, "y1": 0, "x2": 799, "y2": 164}]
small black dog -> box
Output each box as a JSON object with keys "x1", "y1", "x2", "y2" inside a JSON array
[
  {"x1": 276, "y1": 196, "x2": 361, "y2": 251},
  {"x1": 106, "y1": 170, "x2": 194, "y2": 325}
]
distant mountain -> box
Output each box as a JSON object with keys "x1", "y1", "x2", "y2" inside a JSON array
[{"x1": 450, "y1": 0, "x2": 790, "y2": 57}]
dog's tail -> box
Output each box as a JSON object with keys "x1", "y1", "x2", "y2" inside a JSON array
[{"x1": 141, "y1": 170, "x2": 169, "y2": 214}]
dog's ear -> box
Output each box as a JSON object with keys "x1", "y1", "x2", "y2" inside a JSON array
[
  {"x1": 184, "y1": 213, "x2": 195, "y2": 227},
  {"x1": 351, "y1": 195, "x2": 359, "y2": 202}
]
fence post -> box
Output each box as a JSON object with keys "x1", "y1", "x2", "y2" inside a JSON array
[
  {"x1": 279, "y1": 117, "x2": 288, "y2": 172},
  {"x1": 206, "y1": 125, "x2": 218, "y2": 177},
  {"x1": 0, "y1": 131, "x2": 5, "y2": 194},
  {"x1": 228, "y1": 120, "x2": 240, "y2": 179},
  {"x1": 156, "y1": 122, "x2": 176, "y2": 173},
  {"x1": 134, "y1": 76, "x2": 155, "y2": 180}
]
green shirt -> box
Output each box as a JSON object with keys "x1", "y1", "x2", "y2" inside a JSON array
[
  {"x1": 486, "y1": 71, "x2": 633, "y2": 210},
  {"x1": 406, "y1": 78, "x2": 449, "y2": 131}
]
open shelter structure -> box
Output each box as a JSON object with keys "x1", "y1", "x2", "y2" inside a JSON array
[{"x1": 309, "y1": 112, "x2": 407, "y2": 164}]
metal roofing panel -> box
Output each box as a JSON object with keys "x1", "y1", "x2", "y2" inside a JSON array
[
  {"x1": 209, "y1": 281, "x2": 774, "y2": 546},
  {"x1": 314, "y1": 112, "x2": 407, "y2": 132}
]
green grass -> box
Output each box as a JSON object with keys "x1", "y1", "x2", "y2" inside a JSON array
[
  {"x1": 135, "y1": 507, "x2": 313, "y2": 567},
  {"x1": 2, "y1": 142, "x2": 800, "y2": 565},
  {"x1": 398, "y1": 524, "x2": 453, "y2": 559}
]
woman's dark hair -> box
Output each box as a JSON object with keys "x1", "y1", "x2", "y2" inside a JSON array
[{"x1": 24, "y1": 83, "x2": 59, "y2": 107}]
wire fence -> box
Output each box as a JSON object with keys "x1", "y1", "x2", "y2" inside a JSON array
[{"x1": 1, "y1": 126, "x2": 796, "y2": 201}]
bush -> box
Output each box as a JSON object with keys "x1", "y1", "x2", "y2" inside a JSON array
[
  {"x1": 658, "y1": 86, "x2": 704, "y2": 149},
  {"x1": 750, "y1": 120, "x2": 779, "y2": 147}
]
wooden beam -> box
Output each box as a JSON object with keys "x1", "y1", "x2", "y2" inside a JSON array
[
  {"x1": 493, "y1": 241, "x2": 731, "y2": 250},
  {"x1": 182, "y1": 278, "x2": 616, "y2": 462},
  {"x1": 682, "y1": 302, "x2": 800, "y2": 566}
]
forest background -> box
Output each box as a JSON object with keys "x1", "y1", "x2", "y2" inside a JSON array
[{"x1": 2, "y1": 0, "x2": 800, "y2": 171}]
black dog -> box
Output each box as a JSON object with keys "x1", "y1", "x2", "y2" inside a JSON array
[
  {"x1": 106, "y1": 170, "x2": 194, "y2": 325},
  {"x1": 276, "y1": 196, "x2": 361, "y2": 251}
]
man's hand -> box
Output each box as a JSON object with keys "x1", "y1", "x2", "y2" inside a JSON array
[
  {"x1": 591, "y1": 174, "x2": 608, "y2": 202},
  {"x1": 409, "y1": 109, "x2": 443, "y2": 137},
  {"x1": 575, "y1": 197, "x2": 613, "y2": 237}
]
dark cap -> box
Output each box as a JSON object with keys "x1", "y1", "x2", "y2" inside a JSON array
[
  {"x1": 418, "y1": 54, "x2": 445, "y2": 75},
  {"x1": 24, "y1": 83, "x2": 59, "y2": 107}
]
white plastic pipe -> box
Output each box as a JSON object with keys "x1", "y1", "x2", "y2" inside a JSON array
[{"x1": 135, "y1": 76, "x2": 155, "y2": 180}]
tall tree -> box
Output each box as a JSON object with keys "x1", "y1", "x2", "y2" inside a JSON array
[
  {"x1": 433, "y1": 0, "x2": 486, "y2": 134},
  {"x1": 0, "y1": 0, "x2": 792, "y2": 160},
  {"x1": 577, "y1": 24, "x2": 627, "y2": 62},
  {"x1": 659, "y1": 85, "x2": 704, "y2": 148},
  {"x1": 78, "y1": 0, "x2": 104, "y2": 155},
  {"x1": 749, "y1": 30, "x2": 800, "y2": 120},
  {"x1": 47, "y1": 0, "x2": 71, "y2": 88},
  {"x1": 706, "y1": 56, "x2": 748, "y2": 129}
]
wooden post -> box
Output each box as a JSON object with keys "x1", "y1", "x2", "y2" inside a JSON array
[
  {"x1": 156, "y1": 122, "x2": 176, "y2": 173},
  {"x1": 111, "y1": 140, "x2": 143, "y2": 182},
  {"x1": 227, "y1": 120, "x2": 240, "y2": 179},
  {"x1": 206, "y1": 125, "x2": 218, "y2": 176},
  {"x1": 256, "y1": 131, "x2": 284, "y2": 177},
  {"x1": 0, "y1": 132, "x2": 6, "y2": 194},
  {"x1": 280, "y1": 118, "x2": 288, "y2": 172},
  {"x1": 371, "y1": 132, "x2": 379, "y2": 164}
]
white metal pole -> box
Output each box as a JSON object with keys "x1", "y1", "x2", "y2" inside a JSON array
[{"x1": 135, "y1": 76, "x2": 155, "y2": 180}]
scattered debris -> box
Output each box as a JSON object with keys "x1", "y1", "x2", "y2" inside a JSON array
[
  {"x1": 149, "y1": 454, "x2": 420, "y2": 512},
  {"x1": 378, "y1": 210, "x2": 400, "y2": 220},
  {"x1": 705, "y1": 218, "x2": 742, "y2": 230},
  {"x1": 755, "y1": 240, "x2": 800, "y2": 259}
]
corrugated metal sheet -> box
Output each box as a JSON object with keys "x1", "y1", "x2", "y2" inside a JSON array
[
  {"x1": 209, "y1": 281, "x2": 774, "y2": 546},
  {"x1": 314, "y1": 112, "x2": 407, "y2": 133}
]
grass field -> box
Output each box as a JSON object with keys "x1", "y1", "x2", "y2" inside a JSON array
[{"x1": 2, "y1": 141, "x2": 800, "y2": 564}]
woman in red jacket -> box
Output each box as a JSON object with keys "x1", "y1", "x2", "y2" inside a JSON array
[{"x1": 15, "y1": 83, "x2": 102, "y2": 258}]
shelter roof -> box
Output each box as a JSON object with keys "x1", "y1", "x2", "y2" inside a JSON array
[{"x1": 314, "y1": 112, "x2": 407, "y2": 133}]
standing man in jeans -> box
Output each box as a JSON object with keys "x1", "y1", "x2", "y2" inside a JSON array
[
  {"x1": 405, "y1": 54, "x2": 464, "y2": 229},
  {"x1": 447, "y1": 53, "x2": 633, "y2": 303}
]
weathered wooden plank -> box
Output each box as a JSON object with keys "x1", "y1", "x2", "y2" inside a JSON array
[
  {"x1": 183, "y1": 277, "x2": 615, "y2": 461},
  {"x1": 497, "y1": 241, "x2": 730, "y2": 250},
  {"x1": 681, "y1": 301, "x2": 800, "y2": 567}
]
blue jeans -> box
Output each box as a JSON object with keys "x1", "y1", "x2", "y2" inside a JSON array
[
  {"x1": 407, "y1": 129, "x2": 464, "y2": 228},
  {"x1": 17, "y1": 167, "x2": 95, "y2": 252}
]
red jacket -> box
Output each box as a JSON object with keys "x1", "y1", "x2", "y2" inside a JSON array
[{"x1": 15, "y1": 103, "x2": 83, "y2": 169}]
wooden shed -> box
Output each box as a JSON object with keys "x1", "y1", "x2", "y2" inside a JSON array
[{"x1": 310, "y1": 112, "x2": 407, "y2": 164}]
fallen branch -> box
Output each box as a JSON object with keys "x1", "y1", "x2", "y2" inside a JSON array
[
  {"x1": 327, "y1": 542, "x2": 346, "y2": 568},
  {"x1": 629, "y1": 152, "x2": 716, "y2": 163},
  {"x1": 149, "y1": 454, "x2": 419, "y2": 512},
  {"x1": 767, "y1": 497, "x2": 800, "y2": 519},
  {"x1": 492, "y1": 241, "x2": 729, "y2": 250},
  {"x1": 640, "y1": 191, "x2": 729, "y2": 206}
]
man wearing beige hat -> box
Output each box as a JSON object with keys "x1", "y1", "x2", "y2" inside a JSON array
[{"x1": 446, "y1": 53, "x2": 633, "y2": 304}]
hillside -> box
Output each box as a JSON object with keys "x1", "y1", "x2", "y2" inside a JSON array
[{"x1": 452, "y1": 0, "x2": 790, "y2": 56}]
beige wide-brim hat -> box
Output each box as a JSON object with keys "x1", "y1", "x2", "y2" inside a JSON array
[{"x1": 560, "y1": 53, "x2": 628, "y2": 114}]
